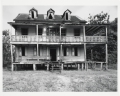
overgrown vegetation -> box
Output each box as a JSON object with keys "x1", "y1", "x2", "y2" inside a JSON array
[
  {"x1": 87, "y1": 12, "x2": 117, "y2": 69},
  {"x1": 3, "y1": 70, "x2": 117, "y2": 92}
]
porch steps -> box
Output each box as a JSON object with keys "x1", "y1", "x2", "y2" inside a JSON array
[{"x1": 49, "y1": 62, "x2": 62, "y2": 72}]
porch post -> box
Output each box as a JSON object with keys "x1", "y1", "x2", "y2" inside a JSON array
[
  {"x1": 84, "y1": 44, "x2": 87, "y2": 70},
  {"x1": 47, "y1": 46, "x2": 49, "y2": 59},
  {"x1": 37, "y1": 44, "x2": 39, "y2": 61},
  {"x1": 11, "y1": 44, "x2": 13, "y2": 71},
  {"x1": 106, "y1": 26, "x2": 108, "y2": 70},
  {"x1": 33, "y1": 64, "x2": 36, "y2": 71},
  {"x1": 77, "y1": 64, "x2": 80, "y2": 70}
]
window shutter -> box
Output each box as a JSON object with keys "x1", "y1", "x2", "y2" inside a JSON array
[
  {"x1": 19, "y1": 47, "x2": 22, "y2": 56},
  {"x1": 25, "y1": 47, "x2": 27, "y2": 56},
  {"x1": 33, "y1": 47, "x2": 36, "y2": 56},
  {"x1": 72, "y1": 47, "x2": 74, "y2": 56},
  {"x1": 67, "y1": 47, "x2": 69, "y2": 56}
]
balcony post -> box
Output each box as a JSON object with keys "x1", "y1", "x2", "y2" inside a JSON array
[
  {"x1": 60, "y1": 25, "x2": 61, "y2": 42},
  {"x1": 36, "y1": 24, "x2": 38, "y2": 42},
  {"x1": 83, "y1": 25, "x2": 85, "y2": 42}
]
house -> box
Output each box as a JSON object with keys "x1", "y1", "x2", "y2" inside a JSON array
[{"x1": 8, "y1": 8, "x2": 108, "y2": 71}]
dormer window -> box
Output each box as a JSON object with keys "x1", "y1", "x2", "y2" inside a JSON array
[
  {"x1": 47, "y1": 8, "x2": 55, "y2": 20},
  {"x1": 62, "y1": 9, "x2": 72, "y2": 20},
  {"x1": 29, "y1": 7, "x2": 38, "y2": 19}
]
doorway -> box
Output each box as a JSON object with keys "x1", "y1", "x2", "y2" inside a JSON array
[{"x1": 50, "y1": 48, "x2": 56, "y2": 61}]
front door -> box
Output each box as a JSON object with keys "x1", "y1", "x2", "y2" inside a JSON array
[{"x1": 50, "y1": 48, "x2": 56, "y2": 61}]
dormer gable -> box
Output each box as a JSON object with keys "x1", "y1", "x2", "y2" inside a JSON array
[
  {"x1": 29, "y1": 7, "x2": 38, "y2": 19},
  {"x1": 47, "y1": 8, "x2": 55, "y2": 19},
  {"x1": 62, "y1": 9, "x2": 72, "y2": 20}
]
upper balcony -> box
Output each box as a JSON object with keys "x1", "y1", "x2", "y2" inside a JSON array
[{"x1": 11, "y1": 35, "x2": 107, "y2": 44}]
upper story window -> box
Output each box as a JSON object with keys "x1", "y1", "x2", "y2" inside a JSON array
[
  {"x1": 21, "y1": 28, "x2": 28, "y2": 35},
  {"x1": 29, "y1": 7, "x2": 38, "y2": 19},
  {"x1": 38, "y1": 28, "x2": 43, "y2": 35},
  {"x1": 74, "y1": 28, "x2": 80, "y2": 36},
  {"x1": 47, "y1": 8, "x2": 55, "y2": 20},
  {"x1": 62, "y1": 9, "x2": 72, "y2": 21},
  {"x1": 61, "y1": 28, "x2": 66, "y2": 36}
]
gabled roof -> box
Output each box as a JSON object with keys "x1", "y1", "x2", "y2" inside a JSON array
[
  {"x1": 29, "y1": 7, "x2": 38, "y2": 12},
  {"x1": 47, "y1": 8, "x2": 55, "y2": 16},
  {"x1": 62, "y1": 9, "x2": 72, "y2": 18},
  {"x1": 13, "y1": 14, "x2": 87, "y2": 23}
]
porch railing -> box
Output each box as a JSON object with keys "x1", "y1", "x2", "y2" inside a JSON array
[
  {"x1": 85, "y1": 36, "x2": 106, "y2": 42},
  {"x1": 11, "y1": 35, "x2": 106, "y2": 43}
]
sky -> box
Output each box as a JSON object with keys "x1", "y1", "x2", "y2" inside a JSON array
[{"x1": 2, "y1": 6, "x2": 117, "y2": 32}]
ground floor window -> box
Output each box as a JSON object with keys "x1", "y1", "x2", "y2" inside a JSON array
[
  {"x1": 64, "y1": 47, "x2": 67, "y2": 56},
  {"x1": 74, "y1": 47, "x2": 78, "y2": 56},
  {"x1": 22, "y1": 46, "x2": 25, "y2": 56}
]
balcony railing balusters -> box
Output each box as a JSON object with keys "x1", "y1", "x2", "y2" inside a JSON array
[{"x1": 11, "y1": 35, "x2": 106, "y2": 43}]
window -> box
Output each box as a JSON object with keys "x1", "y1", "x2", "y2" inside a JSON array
[
  {"x1": 49, "y1": 13, "x2": 53, "y2": 19},
  {"x1": 38, "y1": 28, "x2": 42, "y2": 35},
  {"x1": 31, "y1": 11, "x2": 34, "y2": 18},
  {"x1": 21, "y1": 28, "x2": 28, "y2": 35},
  {"x1": 74, "y1": 29, "x2": 80, "y2": 36},
  {"x1": 64, "y1": 47, "x2": 67, "y2": 56},
  {"x1": 66, "y1": 13, "x2": 68, "y2": 20},
  {"x1": 61, "y1": 29, "x2": 66, "y2": 36},
  {"x1": 22, "y1": 46, "x2": 25, "y2": 56},
  {"x1": 74, "y1": 47, "x2": 78, "y2": 56}
]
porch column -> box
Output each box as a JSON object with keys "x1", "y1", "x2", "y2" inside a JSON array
[
  {"x1": 33, "y1": 64, "x2": 36, "y2": 71},
  {"x1": 61, "y1": 63, "x2": 63, "y2": 70},
  {"x1": 84, "y1": 44, "x2": 87, "y2": 71},
  {"x1": 60, "y1": 44, "x2": 63, "y2": 60},
  {"x1": 106, "y1": 26, "x2": 108, "y2": 70},
  {"x1": 47, "y1": 46, "x2": 49, "y2": 59},
  {"x1": 37, "y1": 44, "x2": 39, "y2": 61},
  {"x1": 11, "y1": 44, "x2": 13, "y2": 71},
  {"x1": 77, "y1": 64, "x2": 80, "y2": 70},
  {"x1": 47, "y1": 64, "x2": 49, "y2": 71}
]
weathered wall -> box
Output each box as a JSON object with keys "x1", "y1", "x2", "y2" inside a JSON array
[
  {"x1": 15, "y1": 25, "x2": 84, "y2": 36},
  {"x1": 15, "y1": 45, "x2": 84, "y2": 62}
]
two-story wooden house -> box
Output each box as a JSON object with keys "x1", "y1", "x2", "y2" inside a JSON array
[{"x1": 8, "y1": 8, "x2": 108, "y2": 71}]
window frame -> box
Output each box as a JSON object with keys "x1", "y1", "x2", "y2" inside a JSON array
[
  {"x1": 61, "y1": 28, "x2": 66, "y2": 36},
  {"x1": 74, "y1": 28, "x2": 80, "y2": 36}
]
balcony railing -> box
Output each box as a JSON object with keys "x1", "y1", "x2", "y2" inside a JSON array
[
  {"x1": 85, "y1": 36, "x2": 106, "y2": 42},
  {"x1": 11, "y1": 35, "x2": 37, "y2": 42},
  {"x1": 11, "y1": 35, "x2": 106, "y2": 43}
]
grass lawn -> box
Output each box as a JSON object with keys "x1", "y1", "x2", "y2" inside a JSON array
[{"x1": 3, "y1": 69, "x2": 117, "y2": 92}]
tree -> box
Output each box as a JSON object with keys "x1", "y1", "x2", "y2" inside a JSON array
[
  {"x1": 3, "y1": 30, "x2": 11, "y2": 68},
  {"x1": 88, "y1": 11, "x2": 110, "y2": 24}
]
